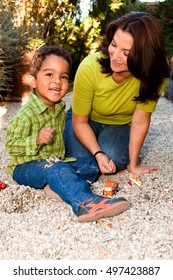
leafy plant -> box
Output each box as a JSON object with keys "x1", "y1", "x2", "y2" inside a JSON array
[
  {"x1": 1, "y1": 0, "x2": 173, "y2": 99},
  {"x1": 152, "y1": 0, "x2": 173, "y2": 59},
  {"x1": 0, "y1": 3, "x2": 27, "y2": 98}
]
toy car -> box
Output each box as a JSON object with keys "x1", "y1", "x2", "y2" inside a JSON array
[{"x1": 103, "y1": 180, "x2": 118, "y2": 197}]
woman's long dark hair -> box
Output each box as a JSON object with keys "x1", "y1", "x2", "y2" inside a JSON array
[{"x1": 98, "y1": 12, "x2": 169, "y2": 102}]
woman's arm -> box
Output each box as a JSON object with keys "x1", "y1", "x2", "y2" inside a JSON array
[
  {"x1": 72, "y1": 113, "x2": 116, "y2": 173},
  {"x1": 127, "y1": 107, "x2": 159, "y2": 175}
]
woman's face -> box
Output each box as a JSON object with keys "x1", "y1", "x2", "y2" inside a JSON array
[{"x1": 108, "y1": 28, "x2": 133, "y2": 74}]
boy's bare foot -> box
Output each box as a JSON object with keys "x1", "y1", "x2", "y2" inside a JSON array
[{"x1": 44, "y1": 185, "x2": 63, "y2": 202}]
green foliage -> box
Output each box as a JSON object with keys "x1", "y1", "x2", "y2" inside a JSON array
[
  {"x1": 152, "y1": 0, "x2": 173, "y2": 59},
  {"x1": 45, "y1": 16, "x2": 101, "y2": 78},
  {"x1": 26, "y1": 0, "x2": 101, "y2": 79},
  {"x1": 2, "y1": 0, "x2": 100, "y2": 79},
  {"x1": 164, "y1": 75, "x2": 173, "y2": 102},
  {"x1": 0, "y1": 2, "x2": 27, "y2": 96},
  {"x1": 1, "y1": 0, "x2": 173, "y2": 98}
]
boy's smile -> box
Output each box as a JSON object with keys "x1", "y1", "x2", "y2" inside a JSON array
[{"x1": 30, "y1": 54, "x2": 69, "y2": 108}]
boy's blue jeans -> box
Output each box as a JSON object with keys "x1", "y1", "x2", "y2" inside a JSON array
[
  {"x1": 64, "y1": 108, "x2": 130, "y2": 172},
  {"x1": 13, "y1": 157, "x2": 99, "y2": 215}
]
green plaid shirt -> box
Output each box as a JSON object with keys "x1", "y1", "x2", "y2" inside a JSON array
[{"x1": 5, "y1": 92, "x2": 74, "y2": 175}]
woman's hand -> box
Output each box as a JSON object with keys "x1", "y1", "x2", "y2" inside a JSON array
[
  {"x1": 127, "y1": 164, "x2": 159, "y2": 175},
  {"x1": 72, "y1": 113, "x2": 116, "y2": 174},
  {"x1": 128, "y1": 109, "x2": 157, "y2": 176},
  {"x1": 95, "y1": 153, "x2": 116, "y2": 174}
]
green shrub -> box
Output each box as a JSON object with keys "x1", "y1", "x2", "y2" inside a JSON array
[
  {"x1": 0, "y1": 6, "x2": 27, "y2": 98},
  {"x1": 164, "y1": 64, "x2": 173, "y2": 102}
]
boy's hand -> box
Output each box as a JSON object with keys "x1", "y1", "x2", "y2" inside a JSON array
[{"x1": 36, "y1": 127, "x2": 54, "y2": 145}]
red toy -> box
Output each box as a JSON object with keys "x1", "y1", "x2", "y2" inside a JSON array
[{"x1": 0, "y1": 181, "x2": 7, "y2": 190}]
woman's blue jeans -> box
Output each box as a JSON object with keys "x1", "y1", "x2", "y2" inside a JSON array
[
  {"x1": 64, "y1": 108, "x2": 130, "y2": 172},
  {"x1": 13, "y1": 157, "x2": 99, "y2": 215}
]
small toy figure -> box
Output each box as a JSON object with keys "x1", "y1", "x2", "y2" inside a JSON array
[
  {"x1": 103, "y1": 180, "x2": 119, "y2": 197},
  {"x1": 129, "y1": 174, "x2": 142, "y2": 186},
  {"x1": 0, "y1": 181, "x2": 7, "y2": 190}
]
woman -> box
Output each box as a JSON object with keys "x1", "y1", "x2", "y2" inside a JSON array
[{"x1": 64, "y1": 12, "x2": 169, "y2": 176}]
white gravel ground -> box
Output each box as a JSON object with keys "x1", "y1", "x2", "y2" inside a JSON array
[{"x1": 0, "y1": 93, "x2": 173, "y2": 260}]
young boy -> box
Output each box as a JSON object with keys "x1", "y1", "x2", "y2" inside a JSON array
[{"x1": 5, "y1": 46, "x2": 129, "y2": 222}]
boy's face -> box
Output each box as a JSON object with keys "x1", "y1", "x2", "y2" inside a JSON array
[{"x1": 30, "y1": 54, "x2": 69, "y2": 108}]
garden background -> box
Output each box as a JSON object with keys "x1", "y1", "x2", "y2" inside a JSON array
[{"x1": 0, "y1": 0, "x2": 173, "y2": 102}]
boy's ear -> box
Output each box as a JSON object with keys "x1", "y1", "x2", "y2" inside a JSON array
[{"x1": 29, "y1": 75, "x2": 36, "y2": 89}]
